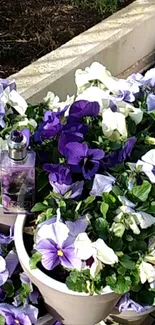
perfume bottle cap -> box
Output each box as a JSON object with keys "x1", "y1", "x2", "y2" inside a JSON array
[{"x1": 8, "y1": 130, "x2": 27, "y2": 160}]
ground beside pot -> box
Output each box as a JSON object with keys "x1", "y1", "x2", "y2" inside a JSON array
[
  {"x1": 110, "y1": 307, "x2": 155, "y2": 325},
  {"x1": 0, "y1": 0, "x2": 133, "y2": 77}
]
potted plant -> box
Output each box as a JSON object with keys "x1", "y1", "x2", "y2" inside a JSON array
[{"x1": 2, "y1": 62, "x2": 155, "y2": 324}]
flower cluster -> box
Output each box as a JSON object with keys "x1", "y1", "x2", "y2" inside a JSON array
[
  {"x1": 0, "y1": 226, "x2": 40, "y2": 325},
  {"x1": 2, "y1": 63, "x2": 155, "y2": 313}
]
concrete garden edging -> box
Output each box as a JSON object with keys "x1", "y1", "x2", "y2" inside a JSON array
[{"x1": 9, "y1": 0, "x2": 155, "y2": 104}]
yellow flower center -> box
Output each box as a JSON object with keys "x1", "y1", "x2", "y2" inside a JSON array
[
  {"x1": 57, "y1": 250, "x2": 63, "y2": 256},
  {"x1": 14, "y1": 320, "x2": 19, "y2": 324}
]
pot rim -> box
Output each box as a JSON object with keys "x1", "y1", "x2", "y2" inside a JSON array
[{"x1": 14, "y1": 214, "x2": 114, "y2": 296}]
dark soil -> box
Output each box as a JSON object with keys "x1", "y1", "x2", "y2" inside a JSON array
[{"x1": 0, "y1": 0, "x2": 133, "y2": 78}]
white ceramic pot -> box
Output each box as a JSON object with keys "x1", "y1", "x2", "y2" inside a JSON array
[
  {"x1": 0, "y1": 207, "x2": 16, "y2": 227},
  {"x1": 14, "y1": 214, "x2": 121, "y2": 325},
  {"x1": 111, "y1": 306, "x2": 155, "y2": 325}
]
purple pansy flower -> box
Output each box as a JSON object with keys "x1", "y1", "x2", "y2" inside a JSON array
[
  {"x1": 34, "y1": 110, "x2": 62, "y2": 143},
  {"x1": 44, "y1": 164, "x2": 72, "y2": 185},
  {"x1": 0, "y1": 303, "x2": 38, "y2": 325},
  {"x1": 116, "y1": 293, "x2": 151, "y2": 313},
  {"x1": 90, "y1": 173, "x2": 115, "y2": 196},
  {"x1": 64, "y1": 142, "x2": 105, "y2": 179},
  {"x1": 0, "y1": 226, "x2": 14, "y2": 245},
  {"x1": 0, "y1": 78, "x2": 16, "y2": 92},
  {"x1": 146, "y1": 93, "x2": 155, "y2": 112},
  {"x1": 44, "y1": 163, "x2": 84, "y2": 199},
  {"x1": 102, "y1": 136, "x2": 137, "y2": 169},
  {"x1": 68, "y1": 100, "x2": 99, "y2": 122},
  {"x1": 58, "y1": 122, "x2": 88, "y2": 155},
  {"x1": 5, "y1": 250, "x2": 19, "y2": 277},
  {"x1": 0, "y1": 104, "x2": 5, "y2": 128},
  {"x1": 35, "y1": 216, "x2": 82, "y2": 271},
  {"x1": 13, "y1": 273, "x2": 39, "y2": 307}
]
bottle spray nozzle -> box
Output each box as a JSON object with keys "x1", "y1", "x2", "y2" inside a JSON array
[{"x1": 8, "y1": 130, "x2": 27, "y2": 161}]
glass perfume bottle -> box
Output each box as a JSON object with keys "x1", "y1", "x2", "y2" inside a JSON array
[{"x1": 1, "y1": 130, "x2": 36, "y2": 214}]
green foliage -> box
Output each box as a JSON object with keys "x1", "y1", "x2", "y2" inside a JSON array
[
  {"x1": 29, "y1": 252, "x2": 42, "y2": 270},
  {"x1": 0, "y1": 316, "x2": 5, "y2": 325}
]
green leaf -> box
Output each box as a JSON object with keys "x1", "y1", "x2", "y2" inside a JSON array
[
  {"x1": 0, "y1": 316, "x2": 5, "y2": 325},
  {"x1": 95, "y1": 218, "x2": 108, "y2": 232},
  {"x1": 31, "y1": 202, "x2": 48, "y2": 212},
  {"x1": 117, "y1": 266, "x2": 126, "y2": 275},
  {"x1": 2, "y1": 281, "x2": 14, "y2": 297},
  {"x1": 112, "y1": 185, "x2": 123, "y2": 196},
  {"x1": 64, "y1": 190, "x2": 72, "y2": 199},
  {"x1": 130, "y1": 180, "x2": 152, "y2": 202},
  {"x1": 66, "y1": 270, "x2": 90, "y2": 293},
  {"x1": 102, "y1": 193, "x2": 116, "y2": 206},
  {"x1": 100, "y1": 202, "x2": 109, "y2": 218},
  {"x1": 84, "y1": 196, "x2": 95, "y2": 208},
  {"x1": 111, "y1": 222, "x2": 125, "y2": 238},
  {"x1": 19, "y1": 283, "x2": 31, "y2": 304},
  {"x1": 107, "y1": 275, "x2": 131, "y2": 294},
  {"x1": 29, "y1": 252, "x2": 42, "y2": 269},
  {"x1": 119, "y1": 255, "x2": 136, "y2": 270}
]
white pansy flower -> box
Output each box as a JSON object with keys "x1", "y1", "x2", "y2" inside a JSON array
[
  {"x1": 116, "y1": 101, "x2": 143, "y2": 125},
  {"x1": 76, "y1": 87, "x2": 110, "y2": 112},
  {"x1": 0, "y1": 256, "x2": 6, "y2": 273},
  {"x1": 1, "y1": 89, "x2": 27, "y2": 115},
  {"x1": 43, "y1": 91, "x2": 74, "y2": 116},
  {"x1": 75, "y1": 233, "x2": 118, "y2": 278},
  {"x1": 139, "y1": 261, "x2": 155, "y2": 284},
  {"x1": 114, "y1": 196, "x2": 155, "y2": 235},
  {"x1": 102, "y1": 108, "x2": 127, "y2": 140},
  {"x1": 135, "y1": 149, "x2": 155, "y2": 183},
  {"x1": 75, "y1": 62, "x2": 112, "y2": 94}
]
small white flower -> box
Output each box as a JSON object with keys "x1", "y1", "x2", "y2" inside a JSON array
[
  {"x1": 43, "y1": 91, "x2": 74, "y2": 116},
  {"x1": 75, "y1": 62, "x2": 112, "y2": 94},
  {"x1": 1, "y1": 89, "x2": 27, "y2": 116},
  {"x1": 139, "y1": 261, "x2": 155, "y2": 284},
  {"x1": 136, "y1": 149, "x2": 155, "y2": 183},
  {"x1": 75, "y1": 233, "x2": 118, "y2": 278},
  {"x1": 102, "y1": 108, "x2": 127, "y2": 140},
  {"x1": 116, "y1": 101, "x2": 143, "y2": 125},
  {"x1": 0, "y1": 256, "x2": 6, "y2": 273}
]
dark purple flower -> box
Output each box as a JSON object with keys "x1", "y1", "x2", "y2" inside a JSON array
[
  {"x1": 0, "y1": 289, "x2": 6, "y2": 302},
  {"x1": 34, "y1": 110, "x2": 61, "y2": 143},
  {"x1": 44, "y1": 164, "x2": 72, "y2": 185},
  {"x1": 58, "y1": 122, "x2": 88, "y2": 155},
  {"x1": 0, "y1": 303, "x2": 38, "y2": 325},
  {"x1": 44, "y1": 163, "x2": 84, "y2": 198},
  {"x1": 116, "y1": 293, "x2": 151, "y2": 313},
  {"x1": 68, "y1": 100, "x2": 99, "y2": 122},
  {"x1": 102, "y1": 136, "x2": 137, "y2": 169},
  {"x1": 64, "y1": 142, "x2": 105, "y2": 179},
  {"x1": 146, "y1": 93, "x2": 155, "y2": 112}
]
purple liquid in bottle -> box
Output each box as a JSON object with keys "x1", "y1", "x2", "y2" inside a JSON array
[{"x1": 1, "y1": 130, "x2": 36, "y2": 214}]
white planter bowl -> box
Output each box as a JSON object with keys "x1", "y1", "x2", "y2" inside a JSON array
[
  {"x1": 0, "y1": 207, "x2": 16, "y2": 227},
  {"x1": 111, "y1": 306, "x2": 155, "y2": 325},
  {"x1": 14, "y1": 214, "x2": 120, "y2": 325}
]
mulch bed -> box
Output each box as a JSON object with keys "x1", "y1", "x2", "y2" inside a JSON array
[{"x1": 0, "y1": 0, "x2": 133, "y2": 78}]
